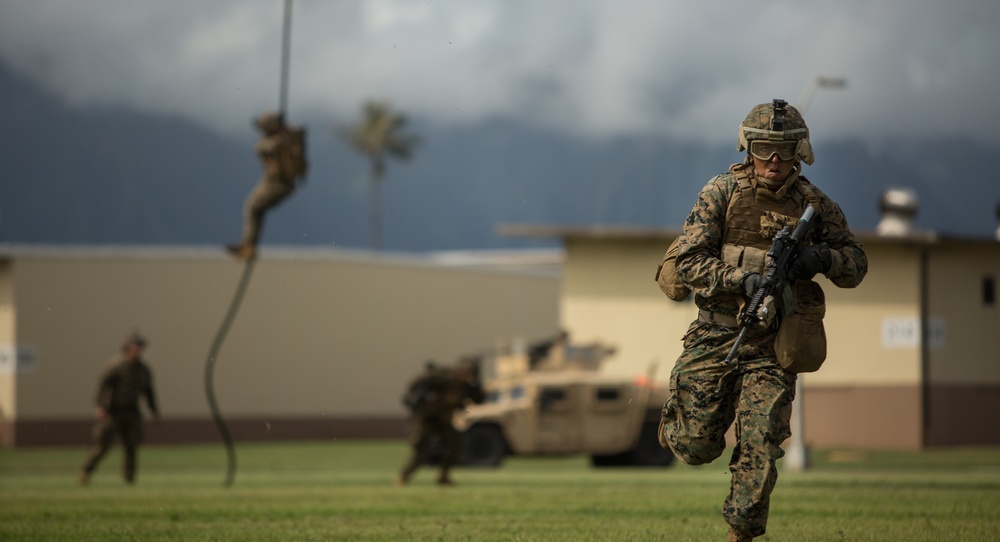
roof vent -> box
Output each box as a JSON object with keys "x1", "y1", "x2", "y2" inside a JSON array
[{"x1": 877, "y1": 187, "x2": 918, "y2": 237}]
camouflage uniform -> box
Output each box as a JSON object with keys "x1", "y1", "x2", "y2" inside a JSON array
[
  {"x1": 660, "y1": 101, "x2": 867, "y2": 540},
  {"x1": 80, "y1": 348, "x2": 159, "y2": 484},
  {"x1": 228, "y1": 112, "x2": 304, "y2": 260},
  {"x1": 398, "y1": 360, "x2": 484, "y2": 485}
]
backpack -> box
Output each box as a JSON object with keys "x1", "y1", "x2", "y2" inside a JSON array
[
  {"x1": 278, "y1": 126, "x2": 309, "y2": 180},
  {"x1": 654, "y1": 236, "x2": 690, "y2": 301}
]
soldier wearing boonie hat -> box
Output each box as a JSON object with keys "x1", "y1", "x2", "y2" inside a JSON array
[{"x1": 78, "y1": 331, "x2": 160, "y2": 486}]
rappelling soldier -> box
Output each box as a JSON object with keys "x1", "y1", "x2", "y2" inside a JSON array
[{"x1": 226, "y1": 111, "x2": 308, "y2": 260}]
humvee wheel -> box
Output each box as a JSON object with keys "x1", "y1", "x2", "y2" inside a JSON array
[
  {"x1": 628, "y1": 422, "x2": 675, "y2": 467},
  {"x1": 461, "y1": 425, "x2": 506, "y2": 467}
]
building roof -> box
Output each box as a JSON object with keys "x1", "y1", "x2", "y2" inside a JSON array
[
  {"x1": 497, "y1": 224, "x2": 1000, "y2": 247},
  {"x1": 0, "y1": 244, "x2": 564, "y2": 276}
]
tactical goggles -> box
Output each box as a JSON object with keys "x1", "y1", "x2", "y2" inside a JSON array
[{"x1": 749, "y1": 140, "x2": 797, "y2": 161}]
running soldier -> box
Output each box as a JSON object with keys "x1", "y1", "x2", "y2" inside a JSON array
[
  {"x1": 658, "y1": 100, "x2": 868, "y2": 541},
  {"x1": 397, "y1": 357, "x2": 484, "y2": 486}
]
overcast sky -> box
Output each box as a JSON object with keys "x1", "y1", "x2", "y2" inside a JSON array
[{"x1": 2, "y1": 0, "x2": 998, "y2": 147}]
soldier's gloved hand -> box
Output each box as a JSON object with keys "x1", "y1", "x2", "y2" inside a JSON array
[
  {"x1": 741, "y1": 273, "x2": 763, "y2": 299},
  {"x1": 789, "y1": 243, "x2": 832, "y2": 281}
]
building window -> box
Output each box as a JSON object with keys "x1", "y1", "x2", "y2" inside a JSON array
[{"x1": 984, "y1": 276, "x2": 996, "y2": 307}]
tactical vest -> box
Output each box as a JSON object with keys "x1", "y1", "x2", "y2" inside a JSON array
[
  {"x1": 655, "y1": 163, "x2": 829, "y2": 372},
  {"x1": 277, "y1": 126, "x2": 308, "y2": 181},
  {"x1": 655, "y1": 164, "x2": 819, "y2": 301},
  {"x1": 722, "y1": 164, "x2": 828, "y2": 373},
  {"x1": 720, "y1": 163, "x2": 820, "y2": 276}
]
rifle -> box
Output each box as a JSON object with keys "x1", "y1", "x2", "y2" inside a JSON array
[{"x1": 723, "y1": 204, "x2": 816, "y2": 364}]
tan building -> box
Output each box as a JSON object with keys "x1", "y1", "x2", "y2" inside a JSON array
[
  {"x1": 5, "y1": 224, "x2": 998, "y2": 451},
  {"x1": 0, "y1": 246, "x2": 561, "y2": 448},
  {"x1": 500, "y1": 224, "x2": 1000, "y2": 450}
]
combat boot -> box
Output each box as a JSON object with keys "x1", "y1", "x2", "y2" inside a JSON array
[
  {"x1": 727, "y1": 526, "x2": 753, "y2": 542},
  {"x1": 225, "y1": 243, "x2": 257, "y2": 261}
]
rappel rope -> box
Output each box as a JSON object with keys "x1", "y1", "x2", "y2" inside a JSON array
[
  {"x1": 204, "y1": 0, "x2": 294, "y2": 488},
  {"x1": 203, "y1": 257, "x2": 257, "y2": 487}
]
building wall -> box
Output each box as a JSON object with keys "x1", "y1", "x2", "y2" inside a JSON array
[
  {"x1": 801, "y1": 242, "x2": 925, "y2": 449},
  {"x1": 926, "y1": 245, "x2": 1000, "y2": 383},
  {"x1": 804, "y1": 386, "x2": 922, "y2": 449},
  {"x1": 2, "y1": 249, "x2": 560, "y2": 447},
  {"x1": 0, "y1": 261, "x2": 15, "y2": 445},
  {"x1": 811, "y1": 243, "x2": 922, "y2": 387},
  {"x1": 925, "y1": 244, "x2": 1000, "y2": 445},
  {"x1": 559, "y1": 238, "x2": 696, "y2": 384}
]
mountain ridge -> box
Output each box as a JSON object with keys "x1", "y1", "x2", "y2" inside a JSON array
[{"x1": 3, "y1": 62, "x2": 998, "y2": 251}]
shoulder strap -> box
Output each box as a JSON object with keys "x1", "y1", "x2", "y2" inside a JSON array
[
  {"x1": 726, "y1": 164, "x2": 753, "y2": 223},
  {"x1": 795, "y1": 175, "x2": 820, "y2": 207}
]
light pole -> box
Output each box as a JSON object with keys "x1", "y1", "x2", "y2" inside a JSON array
[
  {"x1": 784, "y1": 75, "x2": 847, "y2": 473},
  {"x1": 797, "y1": 76, "x2": 847, "y2": 116}
]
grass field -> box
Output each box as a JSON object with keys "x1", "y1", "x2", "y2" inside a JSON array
[{"x1": 1, "y1": 440, "x2": 999, "y2": 541}]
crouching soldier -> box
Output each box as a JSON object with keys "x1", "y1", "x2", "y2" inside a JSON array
[{"x1": 396, "y1": 356, "x2": 484, "y2": 486}]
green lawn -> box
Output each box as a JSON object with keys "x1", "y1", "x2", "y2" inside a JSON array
[{"x1": 1, "y1": 441, "x2": 999, "y2": 541}]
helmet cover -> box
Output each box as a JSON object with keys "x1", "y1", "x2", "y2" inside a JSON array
[{"x1": 738, "y1": 99, "x2": 814, "y2": 164}]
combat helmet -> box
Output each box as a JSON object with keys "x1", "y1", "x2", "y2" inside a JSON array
[
  {"x1": 121, "y1": 330, "x2": 147, "y2": 351},
  {"x1": 737, "y1": 99, "x2": 814, "y2": 165},
  {"x1": 253, "y1": 111, "x2": 285, "y2": 134}
]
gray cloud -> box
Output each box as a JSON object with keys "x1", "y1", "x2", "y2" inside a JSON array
[{"x1": 1, "y1": 0, "x2": 998, "y2": 147}]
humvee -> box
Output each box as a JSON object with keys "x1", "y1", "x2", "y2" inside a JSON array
[{"x1": 454, "y1": 338, "x2": 674, "y2": 468}]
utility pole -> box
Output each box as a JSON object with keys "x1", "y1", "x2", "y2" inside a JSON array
[{"x1": 784, "y1": 75, "x2": 847, "y2": 473}]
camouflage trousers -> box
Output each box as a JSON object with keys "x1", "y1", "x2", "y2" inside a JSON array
[
  {"x1": 659, "y1": 319, "x2": 796, "y2": 538},
  {"x1": 399, "y1": 415, "x2": 461, "y2": 482},
  {"x1": 81, "y1": 410, "x2": 144, "y2": 482},
  {"x1": 241, "y1": 175, "x2": 295, "y2": 247}
]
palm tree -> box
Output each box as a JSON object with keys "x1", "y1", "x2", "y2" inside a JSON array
[{"x1": 340, "y1": 100, "x2": 421, "y2": 250}]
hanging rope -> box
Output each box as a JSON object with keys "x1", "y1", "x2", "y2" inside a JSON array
[
  {"x1": 279, "y1": 0, "x2": 293, "y2": 117},
  {"x1": 204, "y1": 257, "x2": 257, "y2": 487},
  {"x1": 204, "y1": 0, "x2": 293, "y2": 488}
]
